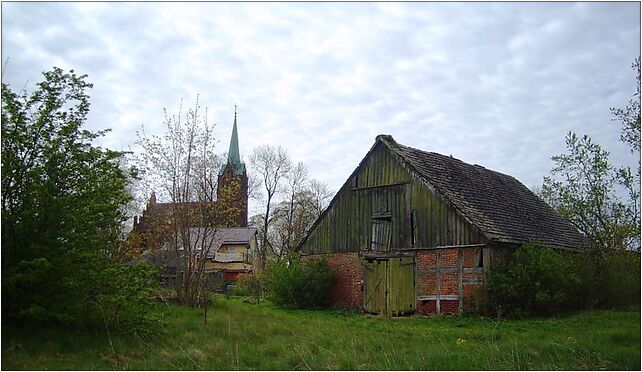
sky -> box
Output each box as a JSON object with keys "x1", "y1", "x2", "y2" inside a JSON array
[{"x1": 2, "y1": 2, "x2": 640, "y2": 216}]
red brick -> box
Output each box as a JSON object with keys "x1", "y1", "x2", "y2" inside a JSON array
[
  {"x1": 417, "y1": 272, "x2": 436, "y2": 295},
  {"x1": 416, "y1": 300, "x2": 436, "y2": 315},
  {"x1": 304, "y1": 253, "x2": 363, "y2": 310},
  {"x1": 416, "y1": 251, "x2": 436, "y2": 270},
  {"x1": 440, "y1": 300, "x2": 459, "y2": 315},
  {"x1": 440, "y1": 249, "x2": 458, "y2": 268},
  {"x1": 463, "y1": 247, "x2": 479, "y2": 267},
  {"x1": 439, "y1": 273, "x2": 459, "y2": 295}
]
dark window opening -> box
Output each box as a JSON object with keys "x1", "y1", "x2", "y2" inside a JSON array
[
  {"x1": 410, "y1": 210, "x2": 416, "y2": 247},
  {"x1": 476, "y1": 248, "x2": 484, "y2": 268},
  {"x1": 370, "y1": 216, "x2": 391, "y2": 252}
]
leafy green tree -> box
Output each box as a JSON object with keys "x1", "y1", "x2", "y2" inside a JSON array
[
  {"x1": 542, "y1": 57, "x2": 641, "y2": 252},
  {"x1": 541, "y1": 133, "x2": 639, "y2": 251},
  {"x1": 611, "y1": 57, "x2": 641, "y2": 153},
  {"x1": 2, "y1": 67, "x2": 156, "y2": 329}
]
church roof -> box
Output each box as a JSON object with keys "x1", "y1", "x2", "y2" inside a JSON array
[{"x1": 220, "y1": 107, "x2": 245, "y2": 176}]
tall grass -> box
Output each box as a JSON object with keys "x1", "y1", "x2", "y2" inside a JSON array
[{"x1": 2, "y1": 295, "x2": 639, "y2": 370}]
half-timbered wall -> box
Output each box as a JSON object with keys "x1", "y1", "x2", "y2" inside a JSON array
[{"x1": 300, "y1": 143, "x2": 486, "y2": 254}]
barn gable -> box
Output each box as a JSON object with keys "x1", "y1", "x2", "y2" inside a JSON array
[
  {"x1": 299, "y1": 136, "x2": 486, "y2": 254},
  {"x1": 300, "y1": 135, "x2": 586, "y2": 254},
  {"x1": 381, "y1": 135, "x2": 586, "y2": 250}
]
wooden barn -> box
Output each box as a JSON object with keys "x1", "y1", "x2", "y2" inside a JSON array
[{"x1": 298, "y1": 135, "x2": 586, "y2": 316}]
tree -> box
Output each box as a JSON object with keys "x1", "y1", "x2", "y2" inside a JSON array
[
  {"x1": 541, "y1": 132, "x2": 639, "y2": 251},
  {"x1": 611, "y1": 57, "x2": 641, "y2": 154},
  {"x1": 306, "y1": 178, "x2": 333, "y2": 219},
  {"x1": 1, "y1": 67, "x2": 156, "y2": 328},
  {"x1": 273, "y1": 162, "x2": 309, "y2": 256},
  {"x1": 249, "y1": 144, "x2": 291, "y2": 266},
  {"x1": 248, "y1": 149, "x2": 333, "y2": 260},
  {"x1": 136, "y1": 98, "x2": 237, "y2": 306},
  {"x1": 542, "y1": 58, "x2": 640, "y2": 252},
  {"x1": 269, "y1": 177, "x2": 333, "y2": 257}
]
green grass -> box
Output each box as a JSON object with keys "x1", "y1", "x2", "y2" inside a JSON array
[{"x1": 2, "y1": 296, "x2": 640, "y2": 370}]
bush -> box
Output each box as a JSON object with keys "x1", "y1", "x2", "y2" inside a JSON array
[
  {"x1": 591, "y1": 250, "x2": 640, "y2": 309},
  {"x1": 263, "y1": 256, "x2": 335, "y2": 309},
  {"x1": 234, "y1": 271, "x2": 263, "y2": 304},
  {"x1": 485, "y1": 242, "x2": 584, "y2": 316},
  {"x1": 485, "y1": 242, "x2": 641, "y2": 317},
  {"x1": 1, "y1": 68, "x2": 160, "y2": 335}
]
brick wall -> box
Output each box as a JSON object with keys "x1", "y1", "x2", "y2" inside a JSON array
[
  {"x1": 416, "y1": 250, "x2": 436, "y2": 269},
  {"x1": 304, "y1": 246, "x2": 494, "y2": 316},
  {"x1": 415, "y1": 247, "x2": 486, "y2": 315},
  {"x1": 440, "y1": 300, "x2": 459, "y2": 315},
  {"x1": 303, "y1": 252, "x2": 363, "y2": 310},
  {"x1": 416, "y1": 300, "x2": 436, "y2": 314}
]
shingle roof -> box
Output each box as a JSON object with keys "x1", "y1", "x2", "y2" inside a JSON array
[
  {"x1": 187, "y1": 227, "x2": 256, "y2": 258},
  {"x1": 379, "y1": 135, "x2": 587, "y2": 250},
  {"x1": 133, "y1": 201, "x2": 216, "y2": 233}
]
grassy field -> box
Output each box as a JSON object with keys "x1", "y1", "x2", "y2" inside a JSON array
[{"x1": 2, "y1": 295, "x2": 640, "y2": 370}]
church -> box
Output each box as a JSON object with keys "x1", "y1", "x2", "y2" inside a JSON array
[{"x1": 131, "y1": 110, "x2": 257, "y2": 284}]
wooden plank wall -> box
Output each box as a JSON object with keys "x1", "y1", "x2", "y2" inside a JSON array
[{"x1": 301, "y1": 143, "x2": 486, "y2": 254}]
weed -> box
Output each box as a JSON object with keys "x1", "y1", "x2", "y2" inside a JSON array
[{"x1": 1, "y1": 297, "x2": 639, "y2": 370}]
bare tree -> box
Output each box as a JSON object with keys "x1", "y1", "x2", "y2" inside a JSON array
[
  {"x1": 267, "y1": 175, "x2": 333, "y2": 258},
  {"x1": 270, "y1": 162, "x2": 308, "y2": 257},
  {"x1": 249, "y1": 145, "x2": 291, "y2": 266},
  {"x1": 307, "y1": 178, "x2": 333, "y2": 219},
  {"x1": 136, "y1": 98, "x2": 237, "y2": 305}
]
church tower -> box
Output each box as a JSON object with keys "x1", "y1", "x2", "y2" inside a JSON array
[{"x1": 217, "y1": 107, "x2": 248, "y2": 227}]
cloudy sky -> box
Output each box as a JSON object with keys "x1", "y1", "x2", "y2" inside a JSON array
[{"x1": 2, "y1": 2, "x2": 640, "y2": 213}]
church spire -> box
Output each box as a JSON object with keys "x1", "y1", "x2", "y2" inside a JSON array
[{"x1": 226, "y1": 105, "x2": 244, "y2": 174}]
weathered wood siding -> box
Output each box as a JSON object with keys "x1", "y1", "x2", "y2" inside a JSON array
[
  {"x1": 300, "y1": 143, "x2": 486, "y2": 254},
  {"x1": 363, "y1": 256, "x2": 416, "y2": 316},
  {"x1": 411, "y1": 180, "x2": 486, "y2": 247}
]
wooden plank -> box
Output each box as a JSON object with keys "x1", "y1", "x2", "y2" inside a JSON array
[
  {"x1": 350, "y1": 182, "x2": 410, "y2": 191},
  {"x1": 424, "y1": 189, "x2": 430, "y2": 247},
  {"x1": 436, "y1": 250, "x2": 441, "y2": 315},
  {"x1": 405, "y1": 183, "x2": 412, "y2": 248},
  {"x1": 483, "y1": 247, "x2": 491, "y2": 286},
  {"x1": 388, "y1": 259, "x2": 394, "y2": 316},
  {"x1": 458, "y1": 247, "x2": 464, "y2": 313},
  {"x1": 418, "y1": 295, "x2": 459, "y2": 301},
  {"x1": 417, "y1": 267, "x2": 484, "y2": 274},
  {"x1": 398, "y1": 243, "x2": 487, "y2": 251}
]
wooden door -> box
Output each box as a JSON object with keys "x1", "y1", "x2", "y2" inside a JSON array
[
  {"x1": 363, "y1": 256, "x2": 416, "y2": 316},
  {"x1": 364, "y1": 259, "x2": 387, "y2": 314},
  {"x1": 387, "y1": 256, "x2": 416, "y2": 316}
]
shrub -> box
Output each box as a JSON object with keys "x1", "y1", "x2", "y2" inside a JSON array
[
  {"x1": 2, "y1": 67, "x2": 159, "y2": 335},
  {"x1": 234, "y1": 271, "x2": 264, "y2": 304},
  {"x1": 485, "y1": 242, "x2": 584, "y2": 316},
  {"x1": 485, "y1": 242, "x2": 641, "y2": 317},
  {"x1": 592, "y1": 250, "x2": 640, "y2": 309},
  {"x1": 263, "y1": 255, "x2": 335, "y2": 309}
]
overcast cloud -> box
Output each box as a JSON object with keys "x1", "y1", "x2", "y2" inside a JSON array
[{"x1": 2, "y1": 2, "x2": 640, "y2": 215}]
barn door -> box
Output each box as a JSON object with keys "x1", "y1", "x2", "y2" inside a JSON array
[
  {"x1": 387, "y1": 256, "x2": 416, "y2": 316},
  {"x1": 364, "y1": 259, "x2": 387, "y2": 314},
  {"x1": 363, "y1": 256, "x2": 415, "y2": 316}
]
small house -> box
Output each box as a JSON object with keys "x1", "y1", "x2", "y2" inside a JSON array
[
  {"x1": 201, "y1": 227, "x2": 258, "y2": 282},
  {"x1": 298, "y1": 135, "x2": 585, "y2": 316}
]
